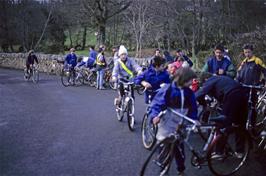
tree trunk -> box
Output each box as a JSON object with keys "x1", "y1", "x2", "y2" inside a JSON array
[
  {"x1": 68, "y1": 29, "x2": 73, "y2": 48},
  {"x1": 98, "y1": 22, "x2": 106, "y2": 45},
  {"x1": 82, "y1": 26, "x2": 87, "y2": 50}
]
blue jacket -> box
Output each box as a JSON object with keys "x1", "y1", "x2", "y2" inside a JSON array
[
  {"x1": 202, "y1": 56, "x2": 236, "y2": 78},
  {"x1": 135, "y1": 66, "x2": 170, "y2": 103},
  {"x1": 89, "y1": 50, "x2": 97, "y2": 60},
  {"x1": 149, "y1": 83, "x2": 198, "y2": 120},
  {"x1": 65, "y1": 53, "x2": 77, "y2": 67}
]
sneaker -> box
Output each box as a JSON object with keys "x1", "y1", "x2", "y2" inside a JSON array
[{"x1": 235, "y1": 152, "x2": 244, "y2": 159}]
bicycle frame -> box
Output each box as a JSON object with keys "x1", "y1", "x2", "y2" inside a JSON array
[{"x1": 241, "y1": 84, "x2": 263, "y2": 131}]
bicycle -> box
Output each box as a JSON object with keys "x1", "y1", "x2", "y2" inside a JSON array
[
  {"x1": 141, "y1": 88, "x2": 158, "y2": 150},
  {"x1": 197, "y1": 95, "x2": 222, "y2": 124},
  {"x1": 74, "y1": 67, "x2": 91, "y2": 86},
  {"x1": 61, "y1": 64, "x2": 76, "y2": 87},
  {"x1": 242, "y1": 83, "x2": 266, "y2": 151},
  {"x1": 140, "y1": 108, "x2": 250, "y2": 176},
  {"x1": 115, "y1": 78, "x2": 135, "y2": 131},
  {"x1": 240, "y1": 84, "x2": 265, "y2": 139},
  {"x1": 24, "y1": 65, "x2": 39, "y2": 83},
  {"x1": 103, "y1": 67, "x2": 115, "y2": 89}
]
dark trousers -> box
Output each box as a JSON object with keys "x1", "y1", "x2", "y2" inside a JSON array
[
  {"x1": 118, "y1": 82, "x2": 135, "y2": 99},
  {"x1": 221, "y1": 88, "x2": 248, "y2": 152},
  {"x1": 243, "y1": 87, "x2": 258, "y2": 127}
]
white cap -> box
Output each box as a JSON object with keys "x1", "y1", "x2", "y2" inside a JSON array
[{"x1": 118, "y1": 45, "x2": 128, "y2": 56}]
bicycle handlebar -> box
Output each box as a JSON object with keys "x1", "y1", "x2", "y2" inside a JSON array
[
  {"x1": 118, "y1": 78, "x2": 134, "y2": 85},
  {"x1": 241, "y1": 83, "x2": 264, "y2": 90}
]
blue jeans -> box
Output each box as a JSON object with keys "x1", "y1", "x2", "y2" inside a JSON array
[{"x1": 96, "y1": 69, "x2": 105, "y2": 89}]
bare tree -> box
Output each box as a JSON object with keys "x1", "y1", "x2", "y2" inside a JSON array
[
  {"x1": 82, "y1": 0, "x2": 132, "y2": 46},
  {"x1": 124, "y1": 0, "x2": 153, "y2": 57}
]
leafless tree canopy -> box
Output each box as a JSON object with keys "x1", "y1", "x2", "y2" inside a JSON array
[{"x1": 1, "y1": 0, "x2": 266, "y2": 63}]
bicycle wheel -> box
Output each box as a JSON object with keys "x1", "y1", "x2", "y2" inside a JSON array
[
  {"x1": 127, "y1": 99, "x2": 135, "y2": 131},
  {"x1": 141, "y1": 113, "x2": 157, "y2": 150},
  {"x1": 74, "y1": 72, "x2": 84, "y2": 86},
  {"x1": 32, "y1": 69, "x2": 39, "y2": 83},
  {"x1": 256, "y1": 98, "x2": 266, "y2": 128},
  {"x1": 140, "y1": 137, "x2": 175, "y2": 176},
  {"x1": 61, "y1": 68, "x2": 71, "y2": 87},
  {"x1": 207, "y1": 131, "x2": 250, "y2": 176},
  {"x1": 88, "y1": 72, "x2": 97, "y2": 87},
  {"x1": 23, "y1": 69, "x2": 30, "y2": 81},
  {"x1": 116, "y1": 98, "x2": 124, "y2": 121}
]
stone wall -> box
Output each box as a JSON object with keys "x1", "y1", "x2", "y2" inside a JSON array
[
  {"x1": 0, "y1": 53, "x2": 65, "y2": 75},
  {"x1": 0, "y1": 53, "x2": 148, "y2": 75}
]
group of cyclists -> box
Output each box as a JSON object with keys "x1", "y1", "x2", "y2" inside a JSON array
[
  {"x1": 25, "y1": 43, "x2": 266, "y2": 175},
  {"x1": 108, "y1": 44, "x2": 265, "y2": 176}
]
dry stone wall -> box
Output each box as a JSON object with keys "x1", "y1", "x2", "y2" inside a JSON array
[{"x1": 0, "y1": 53, "x2": 147, "y2": 75}]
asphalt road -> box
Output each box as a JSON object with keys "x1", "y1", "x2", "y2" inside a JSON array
[{"x1": 0, "y1": 68, "x2": 265, "y2": 176}]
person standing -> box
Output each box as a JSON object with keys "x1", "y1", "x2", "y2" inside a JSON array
[
  {"x1": 202, "y1": 44, "x2": 236, "y2": 78},
  {"x1": 95, "y1": 45, "x2": 107, "y2": 90},
  {"x1": 237, "y1": 44, "x2": 266, "y2": 129}
]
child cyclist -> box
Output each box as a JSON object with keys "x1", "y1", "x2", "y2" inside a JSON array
[
  {"x1": 134, "y1": 56, "x2": 170, "y2": 104},
  {"x1": 149, "y1": 67, "x2": 200, "y2": 176}
]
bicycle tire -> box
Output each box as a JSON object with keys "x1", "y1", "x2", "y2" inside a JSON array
[
  {"x1": 207, "y1": 130, "x2": 250, "y2": 176},
  {"x1": 23, "y1": 69, "x2": 30, "y2": 81},
  {"x1": 32, "y1": 69, "x2": 39, "y2": 83},
  {"x1": 256, "y1": 98, "x2": 266, "y2": 128},
  {"x1": 141, "y1": 113, "x2": 157, "y2": 150},
  {"x1": 74, "y1": 72, "x2": 84, "y2": 86},
  {"x1": 140, "y1": 137, "x2": 175, "y2": 176},
  {"x1": 88, "y1": 72, "x2": 97, "y2": 87},
  {"x1": 127, "y1": 99, "x2": 135, "y2": 131},
  {"x1": 116, "y1": 98, "x2": 124, "y2": 121},
  {"x1": 61, "y1": 68, "x2": 71, "y2": 87}
]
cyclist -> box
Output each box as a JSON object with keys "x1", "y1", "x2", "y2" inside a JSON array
[
  {"x1": 135, "y1": 56, "x2": 170, "y2": 104},
  {"x1": 237, "y1": 44, "x2": 266, "y2": 131},
  {"x1": 149, "y1": 67, "x2": 199, "y2": 176},
  {"x1": 95, "y1": 45, "x2": 107, "y2": 90},
  {"x1": 202, "y1": 44, "x2": 236, "y2": 78},
  {"x1": 195, "y1": 72, "x2": 248, "y2": 158},
  {"x1": 64, "y1": 48, "x2": 77, "y2": 70},
  {"x1": 25, "y1": 50, "x2": 39, "y2": 76},
  {"x1": 112, "y1": 45, "x2": 142, "y2": 106}
]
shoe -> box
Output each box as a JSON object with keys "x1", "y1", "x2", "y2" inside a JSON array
[
  {"x1": 99, "y1": 87, "x2": 106, "y2": 90},
  {"x1": 235, "y1": 152, "x2": 244, "y2": 159},
  {"x1": 178, "y1": 171, "x2": 185, "y2": 176}
]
